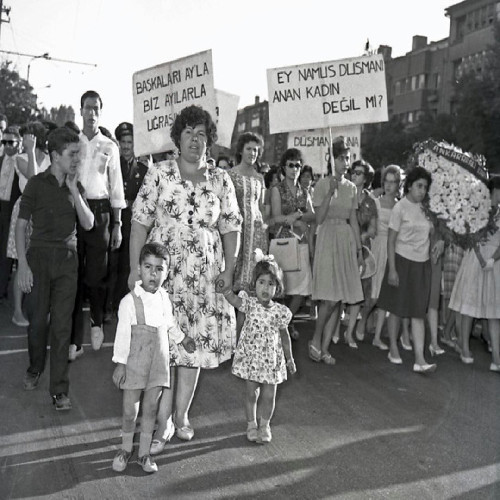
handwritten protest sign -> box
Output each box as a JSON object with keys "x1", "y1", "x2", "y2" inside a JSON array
[
  {"x1": 133, "y1": 50, "x2": 216, "y2": 156},
  {"x1": 267, "y1": 54, "x2": 388, "y2": 134},
  {"x1": 287, "y1": 126, "x2": 361, "y2": 174},
  {"x1": 215, "y1": 89, "x2": 239, "y2": 149}
]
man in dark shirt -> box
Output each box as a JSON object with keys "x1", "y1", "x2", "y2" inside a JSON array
[
  {"x1": 16, "y1": 127, "x2": 94, "y2": 410},
  {"x1": 105, "y1": 122, "x2": 148, "y2": 317}
]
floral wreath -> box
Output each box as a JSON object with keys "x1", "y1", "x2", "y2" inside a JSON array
[{"x1": 409, "y1": 139, "x2": 497, "y2": 249}]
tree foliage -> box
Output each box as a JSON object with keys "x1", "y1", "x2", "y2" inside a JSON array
[
  {"x1": 453, "y1": 20, "x2": 500, "y2": 172},
  {"x1": 38, "y1": 105, "x2": 76, "y2": 126},
  {"x1": 0, "y1": 60, "x2": 38, "y2": 125}
]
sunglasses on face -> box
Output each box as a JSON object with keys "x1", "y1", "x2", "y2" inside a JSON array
[
  {"x1": 286, "y1": 162, "x2": 302, "y2": 169},
  {"x1": 352, "y1": 170, "x2": 365, "y2": 176},
  {"x1": 1, "y1": 140, "x2": 18, "y2": 146}
]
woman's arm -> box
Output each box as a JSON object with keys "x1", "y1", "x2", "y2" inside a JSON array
[
  {"x1": 387, "y1": 228, "x2": 399, "y2": 286},
  {"x1": 66, "y1": 177, "x2": 94, "y2": 231},
  {"x1": 216, "y1": 230, "x2": 241, "y2": 293},
  {"x1": 128, "y1": 221, "x2": 149, "y2": 290},
  {"x1": 221, "y1": 289, "x2": 243, "y2": 309}
]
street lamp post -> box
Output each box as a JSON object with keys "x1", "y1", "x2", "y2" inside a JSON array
[{"x1": 27, "y1": 52, "x2": 50, "y2": 82}]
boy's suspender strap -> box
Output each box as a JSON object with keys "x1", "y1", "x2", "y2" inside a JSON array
[{"x1": 131, "y1": 292, "x2": 146, "y2": 326}]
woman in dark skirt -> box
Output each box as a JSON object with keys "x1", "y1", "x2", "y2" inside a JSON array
[{"x1": 377, "y1": 166, "x2": 443, "y2": 373}]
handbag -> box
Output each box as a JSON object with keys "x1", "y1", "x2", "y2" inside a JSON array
[{"x1": 269, "y1": 227, "x2": 301, "y2": 272}]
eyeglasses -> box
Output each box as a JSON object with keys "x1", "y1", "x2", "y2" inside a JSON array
[
  {"x1": 352, "y1": 170, "x2": 365, "y2": 176},
  {"x1": 1, "y1": 140, "x2": 18, "y2": 146},
  {"x1": 286, "y1": 162, "x2": 302, "y2": 169}
]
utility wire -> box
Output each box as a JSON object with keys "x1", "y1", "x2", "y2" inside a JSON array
[{"x1": 0, "y1": 49, "x2": 97, "y2": 67}]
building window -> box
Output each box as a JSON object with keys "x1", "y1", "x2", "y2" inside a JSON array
[
  {"x1": 251, "y1": 117, "x2": 260, "y2": 128},
  {"x1": 408, "y1": 111, "x2": 414, "y2": 123},
  {"x1": 411, "y1": 75, "x2": 418, "y2": 91},
  {"x1": 418, "y1": 74, "x2": 426, "y2": 89},
  {"x1": 395, "y1": 81, "x2": 401, "y2": 95},
  {"x1": 237, "y1": 122, "x2": 246, "y2": 133}
]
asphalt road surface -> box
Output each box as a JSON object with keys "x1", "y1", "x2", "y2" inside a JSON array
[{"x1": 1, "y1": 303, "x2": 499, "y2": 499}]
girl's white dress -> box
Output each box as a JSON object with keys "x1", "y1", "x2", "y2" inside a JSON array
[
  {"x1": 449, "y1": 210, "x2": 500, "y2": 319},
  {"x1": 232, "y1": 291, "x2": 292, "y2": 384}
]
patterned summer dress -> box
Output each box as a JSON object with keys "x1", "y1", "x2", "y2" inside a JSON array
[
  {"x1": 132, "y1": 160, "x2": 243, "y2": 368},
  {"x1": 231, "y1": 291, "x2": 292, "y2": 384},
  {"x1": 227, "y1": 170, "x2": 268, "y2": 292}
]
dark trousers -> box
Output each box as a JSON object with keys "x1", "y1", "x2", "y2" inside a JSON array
[
  {"x1": 107, "y1": 206, "x2": 132, "y2": 311},
  {"x1": 0, "y1": 200, "x2": 13, "y2": 298},
  {"x1": 26, "y1": 247, "x2": 78, "y2": 396},
  {"x1": 72, "y1": 199, "x2": 111, "y2": 347}
]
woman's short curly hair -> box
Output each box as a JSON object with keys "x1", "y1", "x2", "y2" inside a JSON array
[
  {"x1": 352, "y1": 159, "x2": 374, "y2": 189},
  {"x1": 170, "y1": 105, "x2": 218, "y2": 150},
  {"x1": 403, "y1": 166, "x2": 432, "y2": 194},
  {"x1": 235, "y1": 132, "x2": 264, "y2": 164}
]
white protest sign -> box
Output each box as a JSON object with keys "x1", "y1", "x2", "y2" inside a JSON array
[
  {"x1": 288, "y1": 126, "x2": 361, "y2": 174},
  {"x1": 215, "y1": 89, "x2": 239, "y2": 149},
  {"x1": 267, "y1": 53, "x2": 388, "y2": 134},
  {"x1": 133, "y1": 50, "x2": 216, "y2": 157}
]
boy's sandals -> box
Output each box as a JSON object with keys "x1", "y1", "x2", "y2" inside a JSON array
[{"x1": 308, "y1": 341, "x2": 321, "y2": 362}]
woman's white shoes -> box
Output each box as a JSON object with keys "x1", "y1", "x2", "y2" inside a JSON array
[{"x1": 413, "y1": 363, "x2": 437, "y2": 373}]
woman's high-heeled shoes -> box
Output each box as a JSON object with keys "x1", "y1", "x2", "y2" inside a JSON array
[
  {"x1": 344, "y1": 333, "x2": 358, "y2": 349},
  {"x1": 308, "y1": 341, "x2": 321, "y2": 362},
  {"x1": 460, "y1": 354, "x2": 474, "y2": 364},
  {"x1": 400, "y1": 338, "x2": 412, "y2": 351},
  {"x1": 429, "y1": 344, "x2": 445, "y2": 357}
]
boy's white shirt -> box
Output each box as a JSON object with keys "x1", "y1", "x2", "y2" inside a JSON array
[{"x1": 112, "y1": 281, "x2": 184, "y2": 365}]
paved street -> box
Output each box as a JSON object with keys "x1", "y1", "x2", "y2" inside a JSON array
[{"x1": 0, "y1": 301, "x2": 499, "y2": 500}]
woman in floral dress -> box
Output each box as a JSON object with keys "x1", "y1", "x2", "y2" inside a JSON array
[
  {"x1": 228, "y1": 132, "x2": 268, "y2": 292},
  {"x1": 129, "y1": 106, "x2": 242, "y2": 451},
  {"x1": 270, "y1": 148, "x2": 315, "y2": 340}
]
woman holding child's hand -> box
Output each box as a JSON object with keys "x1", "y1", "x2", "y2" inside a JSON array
[{"x1": 128, "y1": 105, "x2": 242, "y2": 453}]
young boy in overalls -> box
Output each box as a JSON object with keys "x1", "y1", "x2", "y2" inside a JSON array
[{"x1": 111, "y1": 242, "x2": 195, "y2": 473}]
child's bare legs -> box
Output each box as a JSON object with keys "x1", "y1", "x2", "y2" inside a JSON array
[
  {"x1": 387, "y1": 313, "x2": 401, "y2": 360},
  {"x1": 121, "y1": 389, "x2": 142, "y2": 453},
  {"x1": 488, "y1": 319, "x2": 500, "y2": 366},
  {"x1": 138, "y1": 387, "x2": 162, "y2": 457},
  {"x1": 152, "y1": 368, "x2": 175, "y2": 444},
  {"x1": 244, "y1": 380, "x2": 260, "y2": 425},
  {"x1": 259, "y1": 383, "x2": 277, "y2": 422},
  {"x1": 11, "y1": 269, "x2": 28, "y2": 324},
  {"x1": 411, "y1": 318, "x2": 430, "y2": 366},
  {"x1": 345, "y1": 303, "x2": 361, "y2": 347}
]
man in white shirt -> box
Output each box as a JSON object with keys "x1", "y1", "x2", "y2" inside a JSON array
[{"x1": 70, "y1": 91, "x2": 126, "y2": 358}]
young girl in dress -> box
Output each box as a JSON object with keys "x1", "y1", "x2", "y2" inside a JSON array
[
  {"x1": 222, "y1": 251, "x2": 297, "y2": 443},
  {"x1": 111, "y1": 243, "x2": 195, "y2": 473}
]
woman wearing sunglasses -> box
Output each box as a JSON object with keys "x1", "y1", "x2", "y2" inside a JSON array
[
  {"x1": 270, "y1": 148, "x2": 315, "y2": 339},
  {"x1": 308, "y1": 138, "x2": 364, "y2": 364}
]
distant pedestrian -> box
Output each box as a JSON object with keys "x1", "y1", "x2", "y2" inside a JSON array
[
  {"x1": 16, "y1": 127, "x2": 94, "y2": 410},
  {"x1": 111, "y1": 243, "x2": 195, "y2": 473},
  {"x1": 222, "y1": 251, "x2": 296, "y2": 444}
]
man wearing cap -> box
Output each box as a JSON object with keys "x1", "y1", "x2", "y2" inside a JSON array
[
  {"x1": 69, "y1": 90, "x2": 126, "y2": 360},
  {"x1": 106, "y1": 122, "x2": 148, "y2": 314}
]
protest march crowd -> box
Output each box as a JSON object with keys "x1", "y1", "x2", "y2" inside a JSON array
[{"x1": 0, "y1": 86, "x2": 499, "y2": 474}]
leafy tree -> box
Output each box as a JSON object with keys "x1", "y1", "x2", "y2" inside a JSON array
[
  {"x1": 453, "y1": 19, "x2": 500, "y2": 172},
  {"x1": 0, "y1": 61, "x2": 38, "y2": 125},
  {"x1": 38, "y1": 105, "x2": 76, "y2": 126}
]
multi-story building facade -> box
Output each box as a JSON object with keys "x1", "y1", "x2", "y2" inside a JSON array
[{"x1": 223, "y1": 0, "x2": 499, "y2": 164}]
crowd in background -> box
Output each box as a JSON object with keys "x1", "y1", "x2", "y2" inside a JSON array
[{"x1": 0, "y1": 99, "x2": 499, "y2": 470}]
